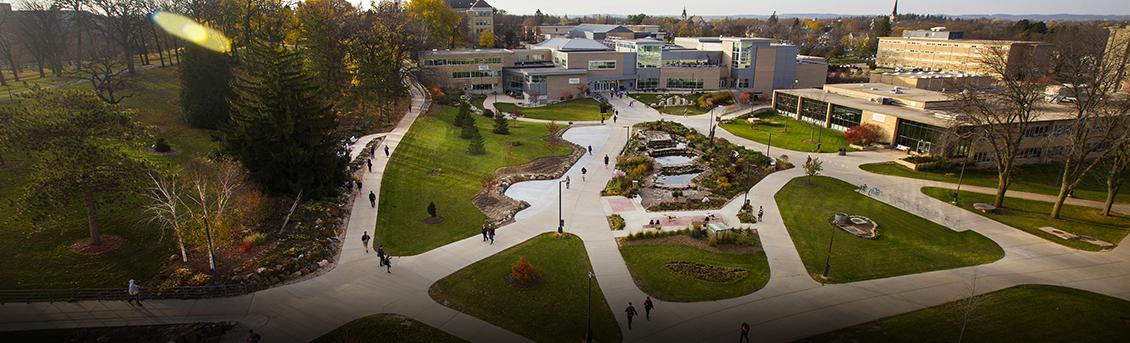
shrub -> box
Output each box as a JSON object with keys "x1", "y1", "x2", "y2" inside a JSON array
[
  {"x1": 427, "y1": 202, "x2": 437, "y2": 218},
  {"x1": 467, "y1": 129, "x2": 486, "y2": 155},
  {"x1": 154, "y1": 137, "x2": 172, "y2": 152},
  {"x1": 482, "y1": 109, "x2": 494, "y2": 117},
  {"x1": 844, "y1": 124, "x2": 883, "y2": 145},
  {"x1": 804, "y1": 156, "x2": 823, "y2": 177},
  {"x1": 188, "y1": 273, "x2": 212, "y2": 286},
  {"x1": 510, "y1": 256, "x2": 541, "y2": 287},
  {"x1": 608, "y1": 214, "x2": 626, "y2": 230},
  {"x1": 493, "y1": 113, "x2": 510, "y2": 134}
]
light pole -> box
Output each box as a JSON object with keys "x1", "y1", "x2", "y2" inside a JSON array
[
  {"x1": 821, "y1": 223, "x2": 836, "y2": 282},
  {"x1": 558, "y1": 179, "x2": 566, "y2": 233},
  {"x1": 586, "y1": 271, "x2": 594, "y2": 343},
  {"x1": 766, "y1": 132, "x2": 773, "y2": 157}
]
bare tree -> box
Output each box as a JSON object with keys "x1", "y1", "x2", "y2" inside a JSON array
[
  {"x1": 16, "y1": 0, "x2": 68, "y2": 77},
  {"x1": 1046, "y1": 24, "x2": 1130, "y2": 218},
  {"x1": 143, "y1": 172, "x2": 189, "y2": 263},
  {"x1": 956, "y1": 46, "x2": 1050, "y2": 208},
  {"x1": 84, "y1": 48, "x2": 133, "y2": 104},
  {"x1": 54, "y1": 0, "x2": 88, "y2": 71},
  {"x1": 0, "y1": 12, "x2": 16, "y2": 84},
  {"x1": 90, "y1": 0, "x2": 145, "y2": 73},
  {"x1": 1101, "y1": 139, "x2": 1130, "y2": 216},
  {"x1": 947, "y1": 269, "x2": 988, "y2": 343},
  {"x1": 184, "y1": 157, "x2": 245, "y2": 271}
]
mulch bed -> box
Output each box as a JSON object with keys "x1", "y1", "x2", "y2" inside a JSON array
[
  {"x1": 0, "y1": 159, "x2": 25, "y2": 170},
  {"x1": 423, "y1": 216, "x2": 445, "y2": 224},
  {"x1": 70, "y1": 235, "x2": 124, "y2": 255},
  {"x1": 665, "y1": 261, "x2": 748, "y2": 283},
  {"x1": 619, "y1": 234, "x2": 761, "y2": 255}
]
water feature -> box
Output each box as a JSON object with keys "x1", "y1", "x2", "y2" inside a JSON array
[
  {"x1": 654, "y1": 155, "x2": 694, "y2": 166},
  {"x1": 656, "y1": 172, "x2": 700, "y2": 187}
]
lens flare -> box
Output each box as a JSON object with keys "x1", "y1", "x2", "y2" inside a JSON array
[{"x1": 151, "y1": 11, "x2": 231, "y2": 53}]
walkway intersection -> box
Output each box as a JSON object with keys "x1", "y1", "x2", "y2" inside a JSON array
[{"x1": 2, "y1": 89, "x2": 1129, "y2": 342}]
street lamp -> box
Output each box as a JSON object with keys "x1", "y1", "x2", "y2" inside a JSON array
[
  {"x1": 586, "y1": 271, "x2": 594, "y2": 343},
  {"x1": 821, "y1": 223, "x2": 836, "y2": 282},
  {"x1": 558, "y1": 179, "x2": 566, "y2": 233},
  {"x1": 766, "y1": 132, "x2": 774, "y2": 156}
]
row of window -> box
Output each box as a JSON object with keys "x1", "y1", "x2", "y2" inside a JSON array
[
  {"x1": 452, "y1": 71, "x2": 499, "y2": 79},
  {"x1": 588, "y1": 60, "x2": 617, "y2": 70},
  {"x1": 637, "y1": 77, "x2": 659, "y2": 89},
  {"x1": 775, "y1": 93, "x2": 799, "y2": 114},
  {"x1": 666, "y1": 78, "x2": 704, "y2": 89},
  {"x1": 425, "y1": 57, "x2": 503, "y2": 66},
  {"x1": 731, "y1": 42, "x2": 753, "y2": 68}
]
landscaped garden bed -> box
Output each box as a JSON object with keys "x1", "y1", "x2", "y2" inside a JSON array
[
  {"x1": 630, "y1": 92, "x2": 734, "y2": 116},
  {"x1": 603, "y1": 120, "x2": 779, "y2": 211},
  {"x1": 775, "y1": 176, "x2": 1003, "y2": 283},
  {"x1": 618, "y1": 227, "x2": 769, "y2": 301}
]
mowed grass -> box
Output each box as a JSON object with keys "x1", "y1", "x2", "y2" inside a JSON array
[
  {"x1": 429, "y1": 233, "x2": 622, "y2": 343},
  {"x1": 374, "y1": 106, "x2": 570, "y2": 255},
  {"x1": 630, "y1": 93, "x2": 709, "y2": 115},
  {"x1": 494, "y1": 98, "x2": 604, "y2": 121},
  {"x1": 720, "y1": 112, "x2": 850, "y2": 153},
  {"x1": 775, "y1": 176, "x2": 1003, "y2": 283},
  {"x1": 312, "y1": 314, "x2": 465, "y2": 343},
  {"x1": 923, "y1": 187, "x2": 1130, "y2": 251},
  {"x1": 0, "y1": 66, "x2": 214, "y2": 289},
  {"x1": 862, "y1": 162, "x2": 1129, "y2": 204},
  {"x1": 802, "y1": 285, "x2": 1130, "y2": 343},
  {"x1": 620, "y1": 242, "x2": 770, "y2": 302}
]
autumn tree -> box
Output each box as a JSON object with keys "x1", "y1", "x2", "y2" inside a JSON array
[
  {"x1": 3, "y1": 89, "x2": 150, "y2": 247},
  {"x1": 509, "y1": 256, "x2": 540, "y2": 287},
  {"x1": 405, "y1": 0, "x2": 461, "y2": 49},
  {"x1": 478, "y1": 29, "x2": 495, "y2": 48},
  {"x1": 843, "y1": 124, "x2": 882, "y2": 145}
]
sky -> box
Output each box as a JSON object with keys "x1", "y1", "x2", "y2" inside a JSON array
[{"x1": 482, "y1": 0, "x2": 1130, "y2": 16}]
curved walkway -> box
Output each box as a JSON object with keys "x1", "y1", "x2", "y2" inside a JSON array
[{"x1": 2, "y1": 87, "x2": 1129, "y2": 343}]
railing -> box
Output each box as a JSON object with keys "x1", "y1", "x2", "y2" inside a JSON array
[{"x1": 0, "y1": 284, "x2": 250, "y2": 304}]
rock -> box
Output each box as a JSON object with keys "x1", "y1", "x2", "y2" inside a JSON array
[
  {"x1": 290, "y1": 271, "x2": 302, "y2": 278},
  {"x1": 169, "y1": 254, "x2": 180, "y2": 261},
  {"x1": 256, "y1": 267, "x2": 267, "y2": 274},
  {"x1": 318, "y1": 259, "x2": 329, "y2": 268}
]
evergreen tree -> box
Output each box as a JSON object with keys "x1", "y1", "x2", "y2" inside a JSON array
[
  {"x1": 454, "y1": 103, "x2": 471, "y2": 127},
  {"x1": 225, "y1": 39, "x2": 348, "y2": 198},
  {"x1": 467, "y1": 128, "x2": 486, "y2": 155},
  {"x1": 460, "y1": 115, "x2": 477, "y2": 139},
  {"x1": 493, "y1": 113, "x2": 510, "y2": 134},
  {"x1": 768, "y1": 11, "x2": 778, "y2": 24},
  {"x1": 179, "y1": 44, "x2": 233, "y2": 129}
]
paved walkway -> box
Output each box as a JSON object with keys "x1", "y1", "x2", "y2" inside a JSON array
[{"x1": 3, "y1": 87, "x2": 1130, "y2": 343}]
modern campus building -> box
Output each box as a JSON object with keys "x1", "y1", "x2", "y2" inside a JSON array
[
  {"x1": 772, "y1": 83, "x2": 1086, "y2": 166},
  {"x1": 868, "y1": 71, "x2": 992, "y2": 91},
  {"x1": 420, "y1": 25, "x2": 827, "y2": 103},
  {"x1": 537, "y1": 24, "x2": 666, "y2": 41},
  {"x1": 877, "y1": 28, "x2": 1053, "y2": 78},
  {"x1": 445, "y1": 0, "x2": 494, "y2": 43}
]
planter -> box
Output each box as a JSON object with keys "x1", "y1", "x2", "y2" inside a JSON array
[{"x1": 894, "y1": 158, "x2": 938, "y2": 171}]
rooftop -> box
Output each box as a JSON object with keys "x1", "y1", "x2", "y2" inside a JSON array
[
  {"x1": 824, "y1": 83, "x2": 954, "y2": 104},
  {"x1": 510, "y1": 67, "x2": 588, "y2": 76},
  {"x1": 876, "y1": 71, "x2": 988, "y2": 79},
  {"x1": 879, "y1": 36, "x2": 1050, "y2": 45},
  {"x1": 777, "y1": 87, "x2": 960, "y2": 127},
  {"x1": 536, "y1": 38, "x2": 611, "y2": 52},
  {"x1": 422, "y1": 48, "x2": 513, "y2": 56},
  {"x1": 444, "y1": 0, "x2": 492, "y2": 9}
]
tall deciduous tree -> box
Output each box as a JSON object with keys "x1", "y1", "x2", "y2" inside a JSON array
[
  {"x1": 91, "y1": 0, "x2": 145, "y2": 73},
  {"x1": 294, "y1": 0, "x2": 354, "y2": 92},
  {"x1": 179, "y1": 44, "x2": 232, "y2": 129},
  {"x1": 3, "y1": 89, "x2": 150, "y2": 246},
  {"x1": 225, "y1": 38, "x2": 348, "y2": 198},
  {"x1": 405, "y1": 0, "x2": 461, "y2": 49},
  {"x1": 16, "y1": 0, "x2": 67, "y2": 77}
]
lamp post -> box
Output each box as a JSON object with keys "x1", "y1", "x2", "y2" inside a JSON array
[
  {"x1": 586, "y1": 271, "x2": 594, "y2": 343},
  {"x1": 558, "y1": 179, "x2": 566, "y2": 233},
  {"x1": 954, "y1": 142, "x2": 975, "y2": 204},
  {"x1": 821, "y1": 223, "x2": 836, "y2": 282},
  {"x1": 766, "y1": 132, "x2": 773, "y2": 156}
]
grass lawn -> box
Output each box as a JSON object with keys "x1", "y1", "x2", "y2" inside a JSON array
[
  {"x1": 312, "y1": 314, "x2": 465, "y2": 343},
  {"x1": 0, "y1": 66, "x2": 215, "y2": 289},
  {"x1": 720, "y1": 112, "x2": 850, "y2": 153},
  {"x1": 469, "y1": 95, "x2": 487, "y2": 110},
  {"x1": 861, "y1": 162, "x2": 1128, "y2": 204},
  {"x1": 923, "y1": 187, "x2": 1130, "y2": 251},
  {"x1": 494, "y1": 98, "x2": 604, "y2": 121},
  {"x1": 374, "y1": 106, "x2": 570, "y2": 255},
  {"x1": 429, "y1": 233, "x2": 622, "y2": 343},
  {"x1": 802, "y1": 285, "x2": 1130, "y2": 343},
  {"x1": 630, "y1": 93, "x2": 709, "y2": 115},
  {"x1": 775, "y1": 176, "x2": 1003, "y2": 283},
  {"x1": 619, "y1": 241, "x2": 770, "y2": 302}
]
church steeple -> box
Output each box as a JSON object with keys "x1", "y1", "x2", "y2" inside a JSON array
[
  {"x1": 889, "y1": 0, "x2": 898, "y2": 23},
  {"x1": 682, "y1": 7, "x2": 687, "y2": 21}
]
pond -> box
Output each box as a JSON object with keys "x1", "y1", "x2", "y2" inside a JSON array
[
  {"x1": 656, "y1": 172, "x2": 700, "y2": 187},
  {"x1": 653, "y1": 155, "x2": 695, "y2": 166}
]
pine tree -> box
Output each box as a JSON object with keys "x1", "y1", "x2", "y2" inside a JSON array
[
  {"x1": 460, "y1": 115, "x2": 477, "y2": 139},
  {"x1": 468, "y1": 128, "x2": 486, "y2": 155},
  {"x1": 179, "y1": 44, "x2": 232, "y2": 129},
  {"x1": 225, "y1": 39, "x2": 348, "y2": 198},
  {"x1": 493, "y1": 113, "x2": 510, "y2": 134},
  {"x1": 454, "y1": 103, "x2": 471, "y2": 127}
]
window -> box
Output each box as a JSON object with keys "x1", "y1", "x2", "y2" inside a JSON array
[
  {"x1": 471, "y1": 84, "x2": 495, "y2": 90},
  {"x1": 636, "y1": 45, "x2": 661, "y2": 68},
  {"x1": 526, "y1": 75, "x2": 547, "y2": 84},
  {"x1": 588, "y1": 60, "x2": 617, "y2": 70},
  {"x1": 799, "y1": 98, "x2": 828, "y2": 124},
  {"x1": 637, "y1": 77, "x2": 659, "y2": 89},
  {"x1": 895, "y1": 119, "x2": 945, "y2": 153},
  {"x1": 452, "y1": 70, "x2": 499, "y2": 79},
  {"x1": 663, "y1": 59, "x2": 713, "y2": 67},
  {"x1": 829, "y1": 105, "x2": 862, "y2": 131},
  {"x1": 424, "y1": 57, "x2": 502, "y2": 66},
  {"x1": 666, "y1": 78, "x2": 703, "y2": 89},
  {"x1": 1018, "y1": 147, "x2": 1042, "y2": 159},
  {"x1": 774, "y1": 93, "x2": 799, "y2": 115},
  {"x1": 1025, "y1": 126, "x2": 1049, "y2": 137},
  {"x1": 731, "y1": 41, "x2": 753, "y2": 68},
  {"x1": 973, "y1": 151, "x2": 993, "y2": 163},
  {"x1": 719, "y1": 79, "x2": 727, "y2": 88},
  {"x1": 737, "y1": 79, "x2": 750, "y2": 88},
  {"x1": 1054, "y1": 124, "x2": 1073, "y2": 137}
]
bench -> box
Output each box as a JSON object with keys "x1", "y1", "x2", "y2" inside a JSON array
[{"x1": 972, "y1": 203, "x2": 998, "y2": 214}]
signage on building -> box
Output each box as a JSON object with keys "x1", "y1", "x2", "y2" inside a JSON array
[
  {"x1": 478, "y1": 65, "x2": 490, "y2": 71},
  {"x1": 568, "y1": 78, "x2": 581, "y2": 85},
  {"x1": 871, "y1": 113, "x2": 887, "y2": 122}
]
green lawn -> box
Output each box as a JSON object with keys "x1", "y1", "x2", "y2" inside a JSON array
[
  {"x1": 0, "y1": 66, "x2": 214, "y2": 289},
  {"x1": 803, "y1": 285, "x2": 1130, "y2": 343},
  {"x1": 630, "y1": 93, "x2": 709, "y2": 115},
  {"x1": 375, "y1": 106, "x2": 570, "y2": 255},
  {"x1": 862, "y1": 162, "x2": 1129, "y2": 204},
  {"x1": 775, "y1": 176, "x2": 1003, "y2": 283},
  {"x1": 468, "y1": 95, "x2": 487, "y2": 110},
  {"x1": 494, "y1": 98, "x2": 604, "y2": 121},
  {"x1": 923, "y1": 187, "x2": 1130, "y2": 251},
  {"x1": 620, "y1": 242, "x2": 770, "y2": 302},
  {"x1": 429, "y1": 233, "x2": 622, "y2": 343},
  {"x1": 312, "y1": 314, "x2": 465, "y2": 343},
  {"x1": 720, "y1": 112, "x2": 851, "y2": 153}
]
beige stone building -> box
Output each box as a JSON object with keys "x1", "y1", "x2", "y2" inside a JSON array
[
  {"x1": 869, "y1": 71, "x2": 992, "y2": 91},
  {"x1": 446, "y1": 0, "x2": 494, "y2": 46},
  {"x1": 877, "y1": 29, "x2": 1052, "y2": 78}
]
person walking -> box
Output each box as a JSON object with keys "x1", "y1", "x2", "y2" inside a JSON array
[
  {"x1": 601, "y1": 115, "x2": 605, "y2": 125},
  {"x1": 481, "y1": 224, "x2": 489, "y2": 242},
  {"x1": 361, "y1": 231, "x2": 371, "y2": 253},
  {"x1": 366, "y1": 158, "x2": 373, "y2": 172},
  {"x1": 565, "y1": 175, "x2": 571, "y2": 189},
  {"x1": 587, "y1": 145, "x2": 593, "y2": 155},
  {"x1": 644, "y1": 296, "x2": 654, "y2": 320},
  {"x1": 488, "y1": 226, "x2": 496, "y2": 245},
  {"x1": 383, "y1": 255, "x2": 392, "y2": 273},
  {"x1": 377, "y1": 245, "x2": 386, "y2": 267},
  {"x1": 740, "y1": 322, "x2": 751, "y2": 342},
  {"x1": 757, "y1": 206, "x2": 764, "y2": 222},
  {"x1": 126, "y1": 279, "x2": 141, "y2": 305},
  {"x1": 613, "y1": 115, "x2": 618, "y2": 123},
  {"x1": 604, "y1": 155, "x2": 610, "y2": 168},
  {"x1": 384, "y1": 145, "x2": 390, "y2": 157},
  {"x1": 581, "y1": 167, "x2": 588, "y2": 181},
  {"x1": 370, "y1": 145, "x2": 376, "y2": 157},
  {"x1": 355, "y1": 180, "x2": 362, "y2": 193},
  {"x1": 625, "y1": 302, "x2": 639, "y2": 329},
  {"x1": 368, "y1": 191, "x2": 376, "y2": 208}
]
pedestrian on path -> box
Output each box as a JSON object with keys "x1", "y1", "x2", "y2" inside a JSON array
[
  {"x1": 482, "y1": 224, "x2": 489, "y2": 242},
  {"x1": 488, "y1": 226, "x2": 496, "y2": 245},
  {"x1": 355, "y1": 180, "x2": 362, "y2": 192},
  {"x1": 384, "y1": 145, "x2": 390, "y2": 157},
  {"x1": 126, "y1": 279, "x2": 141, "y2": 305},
  {"x1": 757, "y1": 206, "x2": 764, "y2": 222},
  {"x1": 601, "y1": 115, "x2": 605, "y2": 125},
  {"x1": 368, "y1": 191, "x2": 376, "y2": 208},
  {"x1": 588, "y1": 145, "x2": 593, "y2": 155},
  {"x1": 613, "y1": 115, "x2": 618, "y2": 123},
  {"x1": 361, "y1": 231, "x2": 371, "y2": 253},
  {"x1": 370, "y1": 146, "x2": 375, "y2": 157},
  {"x1": 604, "y1": 155, "x2": 609, "y2": 168},
  {"x1": 367, "y1": 158, "x2": 372, "y2": 172},
  {"x1": 629, "y1": 100, "x2": 634, "y2": 107},
  {"x1": 740, "y1": 322, "x2": 750, "y2": 342},
  {"x1": 566, "y1": 175, "x2": 571, "y2": 189},
  {"x1": 644, "y1": 296, "x2": 654, "y2": 320},
  {"x1": 625, "y1": 302, "x2": 639, "y2": 329},
  {"x1": 377, "y1": 245, "x2": 386, "y2": 266},
  {"x1": 382, "y1": 255, "x2": 392, "y2": 273},
  {"x1": 581, "y1": 167, "x2": 588, "y2": 181}
]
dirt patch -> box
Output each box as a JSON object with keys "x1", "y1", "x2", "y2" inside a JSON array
[
  {"x1": 665, "y1": 261, "x2": 748, "y2": 282},
  {"x1": 70, "y1": 235, "x2": 124, "y2": 255},
  {"x1": 423, "y1": 216, "x2": 445, "y2": 225},
  {"x1": 471, "y1": 126, "x2": 588, "y2": 225},
  {"x1": 147, "y1": 147, "x2": 181, "y2": 156},
  {"x1": 0, "y1": 159, "x2": 26, "y2": 170},
  {"x1": 619, "y1": 234, "x2": 761, "y2": 254}
]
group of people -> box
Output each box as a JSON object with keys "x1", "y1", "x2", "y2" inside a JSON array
[
  {"x1": 481, "y1": 223, "x2": 498, "y2": 244},
  {"x1": 624, "y1": 297, "x2": 752, "y2": 341},
  {"x1": 361, "y1": 231, "x2": 392, "y2": 273},
  {"x1": 357, "y1": 144, "x2": 391, "y2": 208}
]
